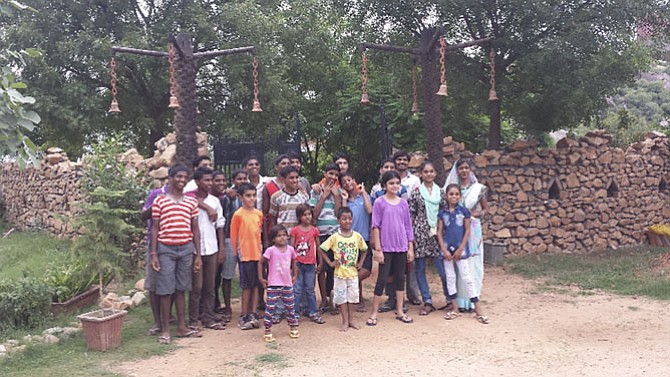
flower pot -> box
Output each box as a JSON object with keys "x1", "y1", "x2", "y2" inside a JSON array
[
  {"x1": 77, "y1": 308, "x2": 127, "y2": 351},
  {"x1": 50, "y1": 285, "x2": 101, "y2": 316}
]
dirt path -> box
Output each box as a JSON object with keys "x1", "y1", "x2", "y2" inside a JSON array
[{"x1": 115, "y1": 267, "x2": 670, "y2": 377}]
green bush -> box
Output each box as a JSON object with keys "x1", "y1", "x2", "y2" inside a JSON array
[{"x1": 0, "y1": 278, "x2": 52, "y2": 331}]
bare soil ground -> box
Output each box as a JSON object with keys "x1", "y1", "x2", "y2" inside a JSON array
[{"x1": 115, "y1": 267, "x2": 670, "y2": 377}]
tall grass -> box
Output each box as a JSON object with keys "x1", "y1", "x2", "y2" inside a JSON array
[
  {"x1": 507, "y1": 247, "x2": 670, "y2": 300},
  {"x1": 0, "y1": 231, "x2": 71, "y2": 281}
]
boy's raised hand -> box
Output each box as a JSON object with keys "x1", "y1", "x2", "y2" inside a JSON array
[{"x1": 340, "y1": 190, "x2": 349, "y2": 202}]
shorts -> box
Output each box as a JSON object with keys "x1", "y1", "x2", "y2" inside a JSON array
[
  {"x1": 155, "y1": 242, "x2": 194, "y2": 296},
  {"x1": 144, "y1": 244, "x2": 158, "y2": 292},
  {"x1": 333, "y1": 276, "x2": 359, "y2": 305},
  {"x1": 358, "y1": 241, "x2": 372, "y2": 272},
  {"x1": 239, "y1": 260, "x2": 260, "y2": 289},
  {"x1": 221, "y1": 238, "x2": 236, "y2": 280}
]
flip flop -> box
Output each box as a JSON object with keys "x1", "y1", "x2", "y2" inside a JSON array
[
  {"x1": 158, "y1": 335, "x2": 171, "y2": 344},
  {"x1": 444, "y1": 311, "x2": 460, "y2": 320},
  {"x1": 419, "y1": 304, "x2": 436, "y2": 316},
  {"x1": 395, "y1": 314, "x2": 414, "y2": 324},
  {"x1": 289, "y1": 329, "x2": 300, "y2": 338},
  {"x1": 310, "y1": 314, "x2": 326, "y2": 324},
  {"x1": 366, "y1": 317, "x2": 377, "y2": 326},
  {"x1": 176, "y1": 330, "x2": 203, "y2": 338},
  {"x1": 206, "y1": 322, "x2": 226, "y2": 330},
  {"x1": 263, "y1": 334, "x2": 276, "y2": 343},
  {"x1": 147, "y1": 327, "x2": 161, "y2": 336},
  {"x1": 476, "y1": 315, "x2": 490, "y2": 324},
  {"x1": 355, "y1": 303, "x2": 367, "y2": 313}
]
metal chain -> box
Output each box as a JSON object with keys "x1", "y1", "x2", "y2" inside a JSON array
[
  {"x1": 489, "y1": 47, "x2": 499, "y2": 101},
  {"x1": 168, "y1": 44, "x2": 176, "y2": 97},
  {"x1": 252, "y1": 57, "x2": 259, "y2": 100},
  {"x1": 110, "y1": 57, "x2": 117, "y2": 98},
  {"x1": 439, "y1": 36, "x2": 447, "y2": 86},
  {"x1": 489, "y1": 47, "x2": 496, "y2": 90},
  {"x1": 361, "y1": 52, "x2": 368, "y2": 95}
]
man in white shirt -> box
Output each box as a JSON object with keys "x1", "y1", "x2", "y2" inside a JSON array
[
  {"x1": 187, "y1": 167, "x2": 226, "y2": 330},
  {"x1": 393, "y1": 150, "x2": 421, "y2": 192},
  {"x1": 184, "y1": 156, "x2": 213, "y2": 192}
]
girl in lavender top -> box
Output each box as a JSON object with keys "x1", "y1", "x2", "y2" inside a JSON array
[{"x1": 367, "y1": 171, "x2": 415, "y2": 326}]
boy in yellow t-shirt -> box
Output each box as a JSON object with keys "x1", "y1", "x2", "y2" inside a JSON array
[{"x1": 319, "y1": 207, "x2": 368, "y2": 332}]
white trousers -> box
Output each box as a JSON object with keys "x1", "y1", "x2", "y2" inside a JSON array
[{"x1": 444, "y1": 258, "x2": 477, "y2": 301}]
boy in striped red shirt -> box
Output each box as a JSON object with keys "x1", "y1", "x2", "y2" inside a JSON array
[{"x1": 150, "y1": 164, "x2": 203, "y2": 344}]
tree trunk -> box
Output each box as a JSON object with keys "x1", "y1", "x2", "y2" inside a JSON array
[
  {"x1": 420, "y1": 28, "x2": 447, "y2": 186},
  {"x1": 173, "y1": 33, "x2": 198, "y2": 168}
]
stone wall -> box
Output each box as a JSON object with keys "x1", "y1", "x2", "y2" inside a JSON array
[
  {"x1": 0, "y1": 132, "x2": 209, "y2": 237},
  {"x1": 436, "y1": 130, "x2": 670, "y2": 254},
  {"x1": 0, "y1": 148, "x2": 84, "y2": 236},
  {"x1": 2, "y1": 130, "x2": 669, "y2": 251}
]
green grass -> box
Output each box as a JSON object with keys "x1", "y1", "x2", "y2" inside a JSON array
[
  {"x1": 507, "y1": 247, "x2": 670, "y2": 300},
  {"x1": 0, "y1": 230, "x2": 72, "y2": 280},
  {"x1": 0, "y1": 302, "x2": 176, "y2": 377}
]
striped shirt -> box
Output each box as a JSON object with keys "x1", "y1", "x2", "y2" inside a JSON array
[
  {"x1": 152, "y1": 194, "x2": 199, "y2": 245},
  {"x1": 269, "y1": 189, "x2": 309, "y2": 234},
  {"x1": 309, "y1": 189, "x2": 339, "y2": 236}
]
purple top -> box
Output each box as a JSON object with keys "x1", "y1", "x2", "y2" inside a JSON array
[
  {"x1": 371, "y1": 196, "x2": 414, "y2": 252},
  {"x1": 143, "y1": 185, "x2": 169, "y2": 244}
]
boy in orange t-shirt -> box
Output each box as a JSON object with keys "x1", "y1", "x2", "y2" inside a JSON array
[{"x1": 230, "y1": 182, "x2": 263, "y2": 330}]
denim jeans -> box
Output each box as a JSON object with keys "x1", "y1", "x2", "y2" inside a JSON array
[
  {"x1": 294, "y1": 262, "x2": 318, "y2": 316},
  {"x1": 414, "y1": 256, "x2": 448, "y2": 304}
]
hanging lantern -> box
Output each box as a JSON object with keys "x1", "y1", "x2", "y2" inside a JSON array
[
  {"x1": 360, "y1": 52, "x2": 370, "y2": 104},
  {"x1": 108, "y1": 57, "x2": 121, "y2": 113},
  {"x1": 168, "y1": 44, "x2": 179, "y2": 109},
  {"x1": 436, "y1": 36, "x2": 448, "y2": 96},
  {"x1": 488, "y1": 47, "x2": 499, "y2": 101},
  {"x1": 411, "y1": 62, "x2": 419, "y2": 113},
  {"x1": 251, "y1": 57, "x2": 263, "y2": 112}
]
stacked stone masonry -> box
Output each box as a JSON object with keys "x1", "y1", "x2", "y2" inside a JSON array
[
  {"x1": 0, "y1": 147, "x2": 84, "y2": 237},
  {"x1": 1, "y1": 131, "x2": 668, "y2": 253},
  {"x1": 436, "y1": 130, "x2": 670, "y2": 254},
  {"x1": 0, "y1": 132, "x2": 209, "y2": 237}
]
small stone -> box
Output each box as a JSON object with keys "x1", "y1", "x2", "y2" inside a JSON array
[
  {"x1": 494, "y1": 229, "x2": 512, "y2": 238},
  {"x1": 6, "y1": 339, "x2": 19, "y2": 347},
  {"x1": 59, "y1": 327, "x2": 81, "y2": 340},
  {"x1": 131, "y1": 291, "x2": 146, "y2": 306},
  {"x1": 0, "y1": 345, "x2": 6, "y2": 353},
  {"x1": 135, "y1": 278, "x2": 146, "y2": 291},
  {"x1": 42, "y1": 334, "x2": 60, "y2": 344},
  {"x1": 43, "y1": 327, "x2": 64, "y2": 336}
]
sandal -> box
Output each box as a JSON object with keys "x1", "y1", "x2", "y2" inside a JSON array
[
  {"x1": 444, "y1": 311, "x2": 460, "y2": 320},
  {"x1": 146, "y1": 327, "x2": 161, "y2": 336},
  {"x1": 157, "y1": 335, "x2": 171, "y2": 344},
  {"x1": 263, "y1": 333, "x2": 276, "y2": 343},
  {"x1": 355, "y1": 303, "x2": 366, "y2": 313},
  {"x1": 378, "y1": 301, "x2": 394, "y2": 313},
  {"x1": 410, "y1": 298, "x2": 422, "y2": 305},
  {"x1": 206, "y1": 322, "x2": 226, "y2": 330},
  {"x1": 310, "y1": 314, "x2": 326, "y2": 324},
  {"x1": 289, "y1": 329, "x2": 300, "y2": 338},
  {"x1": 366, "y1": 317, "x2": 377, "y2": 326},
  {"x1": 176, "y1": 330, "x2": 203, "y2": 338},
  {"x1": 419, "y1": 303, "x2": 436, "y2": 316},
  {"x1": 329, "y1": 306, "x2": 340, "y2": 316},
  {"x1": 476, "y1": 315, "x2": 490, "y2": 324},
  {"x1": 395, "y1": 314, "x2": 414, "y2": 324}
]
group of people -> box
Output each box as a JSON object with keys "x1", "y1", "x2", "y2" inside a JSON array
[{"x1": 142, "y1": 150, "x2": 490, "y2": 344}]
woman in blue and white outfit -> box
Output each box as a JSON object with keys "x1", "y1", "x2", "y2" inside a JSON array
[{"x1": 444, "y1": 159, "x2": 489, "y2": 313}]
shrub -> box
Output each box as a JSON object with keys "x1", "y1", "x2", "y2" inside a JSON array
[{"x1": 0, "y1": 278, "x2": 52, "y2": 331}]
